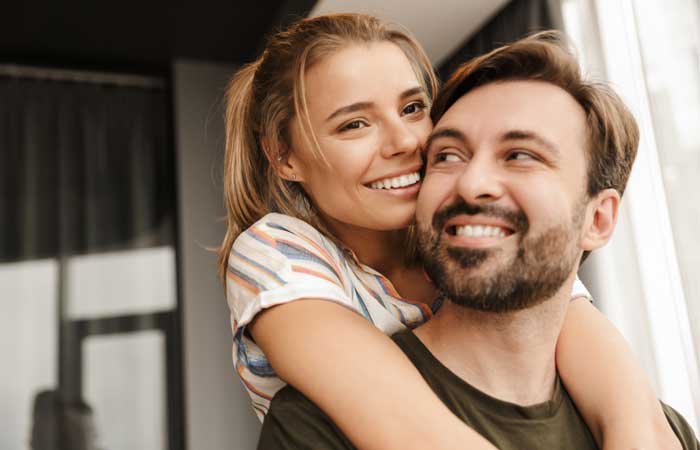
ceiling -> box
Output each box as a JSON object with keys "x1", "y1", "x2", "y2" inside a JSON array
[
  {"x1": 0, "y1": 0, "x2": 315, "y2": 71},
  {"x1": 0, "y1": 0, "x2": 508, "y2": 71},
  {"x1": 311, "y1": 0, "x2": 510, "y2": 65}
]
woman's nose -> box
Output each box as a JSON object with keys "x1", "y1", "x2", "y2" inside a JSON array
[{"x1": 380, "y1": 119, "x2": 420, "y2": 159}]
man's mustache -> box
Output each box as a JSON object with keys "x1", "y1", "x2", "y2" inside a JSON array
[{"x1": 431, "y1": 200, "x2": 529, "y2": 234}]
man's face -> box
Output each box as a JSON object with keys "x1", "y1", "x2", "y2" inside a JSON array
[{"x1": 417, "y1": 80, "x2": 591, "y2": 312}]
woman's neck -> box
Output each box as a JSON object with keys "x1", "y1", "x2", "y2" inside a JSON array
[
  {"x1": 333, "y1": 223, "x2": 407, "y2": 275},
  {"x1": 320, "y1": 215, "x2": 435, "y2": 303}
]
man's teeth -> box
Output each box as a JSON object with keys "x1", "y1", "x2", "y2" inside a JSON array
[
  {"x1": 369, "y1": 172, "x2": 420, "y2": 190},
  {"x1": 455, "y1": 225, "x2": 507, "y2": 238}
]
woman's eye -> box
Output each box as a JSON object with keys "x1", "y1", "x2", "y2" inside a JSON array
[
  {"x1": 340, "y1": 120, "x2": 367, "y2": 132},
  {"x1": 402, "y1": 101, "x2": 426, "y2": 115}
]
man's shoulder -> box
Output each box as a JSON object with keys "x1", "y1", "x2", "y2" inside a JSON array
[
  {"x1": 390, "y1": 329, "x2": 424, "y2": 357},
  {"x1": 258, "y1": 386, "x2": 355, "y2": 450},
  {"x1": 663, "y1": 403, "x2": 700, "y2": 449}
]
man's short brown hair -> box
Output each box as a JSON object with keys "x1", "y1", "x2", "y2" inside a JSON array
[{"x1": 431, "y1": 30, "x2": 639, "y2": 198}]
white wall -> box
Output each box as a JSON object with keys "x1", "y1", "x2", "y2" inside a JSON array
[{"x1": 173, "y1": 60, "x2": 261, "y2": 450}]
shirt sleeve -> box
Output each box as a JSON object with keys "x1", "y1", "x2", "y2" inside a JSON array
[
  {"x1": 662, "y1": 403, "x2": 700, "y2": 450},
  {"x1": 257, "y1": 386, "x2": 356, "y2": 450},
  {"x1": 226, "y1": 213, "x2": 358, "y2": 334}
]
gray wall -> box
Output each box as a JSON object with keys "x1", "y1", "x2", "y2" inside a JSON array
[{"x1": 173, "y1": 60, "x2": 261, "y2": 450}]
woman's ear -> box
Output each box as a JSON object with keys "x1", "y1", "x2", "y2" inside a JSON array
[
  {"x1": 580, "y1": 188, "x2": 620, "y2": 252},
  {"x1": 261, "y1": 137, "x2": 305, "y2": 182}
]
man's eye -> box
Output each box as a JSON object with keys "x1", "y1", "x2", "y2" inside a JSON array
[
  {"x1": 433, "y1": 152, "x2": 462, "y2": 164},
  {"x1": 402, "y1": 101, "x2": 426, "y2": 115},
  {"x1": 506, "y1": 151, "x2": 536, "y2": 161},
  {"x1": 340, "y1": 120, "x2": 368, "y2": 132}
]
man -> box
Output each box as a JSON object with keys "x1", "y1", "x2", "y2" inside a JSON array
[{"x1": 256, "y1": 31, "x2": 700, "y2": 449}]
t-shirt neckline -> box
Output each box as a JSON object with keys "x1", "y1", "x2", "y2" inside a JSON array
[{"x1": 395, "y1": 330, "x2": 567, "y2": 422}]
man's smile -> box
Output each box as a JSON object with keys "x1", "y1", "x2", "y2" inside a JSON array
[{"x1": 442, "y1": 214, "x2": 517, "y2": 248}]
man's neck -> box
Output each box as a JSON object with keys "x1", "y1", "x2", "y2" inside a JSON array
[{"x1": 414, "y1": 274, "x2": 576, "y2": 406}]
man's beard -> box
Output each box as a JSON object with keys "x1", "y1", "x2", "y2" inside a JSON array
[{"x1": 417, "y1": 200, "x2": 584, "y2": 313}]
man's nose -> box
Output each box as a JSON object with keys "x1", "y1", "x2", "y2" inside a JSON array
[
  {"x1": 380, "y1": 118, "x2": 420, "y2": 159},
  {"x1": 456, "y1": 155, "x2": 505, "y2": 204}
]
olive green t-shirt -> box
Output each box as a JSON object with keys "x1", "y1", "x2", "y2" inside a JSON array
[{"x1": 258, "y1": 330, "x2": 699, "y2": 450}]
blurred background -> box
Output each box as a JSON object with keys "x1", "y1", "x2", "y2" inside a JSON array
[{"x1": 1, "y1": 0, "x2": 698, "y2": 448}]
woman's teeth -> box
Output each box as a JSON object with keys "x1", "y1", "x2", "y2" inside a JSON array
[
  {"x1": 369, "y1": 172, "x2": 420, "y2": 190},
  {"x1": 455, "y1": 225, "x2": 507, "y2": 238}
]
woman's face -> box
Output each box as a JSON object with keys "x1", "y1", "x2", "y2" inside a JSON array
[{"x1": 287, "y1": 41, "x2": 432, "y2": 237}]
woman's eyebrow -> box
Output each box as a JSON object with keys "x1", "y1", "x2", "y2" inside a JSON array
[
  {"x1": 325, "y1": 101, "x2": 373, "y2": 122},
  {"x1": 399, "y1": 86, "x2": 425, "y2": 100},
  {"x1": 325, "y1": 86, "x2": 425, "y2": 122}
]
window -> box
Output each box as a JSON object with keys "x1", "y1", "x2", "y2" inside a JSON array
[{"x1": 563, "y1": 0, "x2": 700, "y2": 431}]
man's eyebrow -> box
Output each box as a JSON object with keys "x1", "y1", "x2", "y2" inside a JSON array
[
  {"x1": 325, "y1": 86, "x2": 425, "y2": 122},
  {"x1": 425, "y1": 127, "x2": 467, "y2": 151},
  {"x1": 501, "y1": 130, "x2": 560, "y2": 156}
]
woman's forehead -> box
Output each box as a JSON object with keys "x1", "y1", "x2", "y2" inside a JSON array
[{"x1": 303, "y1": 42, "x2": 423, "y2": 115}]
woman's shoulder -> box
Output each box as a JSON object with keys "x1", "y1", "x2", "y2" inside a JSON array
[
  {"x1": 230, "y1": 213, "x2": 345, "y2": 267},
  {"x1": 252, "y1": 213, "x2": 328, "y2": 238},
  {"x1": 236, "y1": 213, "x2": 331, "y2": 246},
  {"x1": 226, "y1": 213, "x2": 352, "y2": 316}
]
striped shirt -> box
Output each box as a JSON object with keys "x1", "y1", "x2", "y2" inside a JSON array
[{"x1": 226, "y1": 213, "x2": 591, "y2": 420}]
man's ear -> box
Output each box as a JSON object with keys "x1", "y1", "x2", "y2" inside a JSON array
[
  {"x1": 580, "y1": 188, "x2": 620, "y2": 252},
  {"x1": 261, "y1": 137, "x2": 305, "y2": 182}
]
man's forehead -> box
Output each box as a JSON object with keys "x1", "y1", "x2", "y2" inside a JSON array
[{"x1": 431, "y1": 80, "x2": 587, "y2": 152}]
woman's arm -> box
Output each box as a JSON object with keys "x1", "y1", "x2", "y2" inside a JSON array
[
  {"x1": 557, "y1": 298, "x2": 681, "y2": 449},
  {"x1": 251, "y1": 299, "x2": 497, "y2": 450}
]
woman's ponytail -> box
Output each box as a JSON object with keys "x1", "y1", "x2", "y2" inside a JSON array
[{"x1": 218, "y1": 61, "x2": 265, "y2": 280}]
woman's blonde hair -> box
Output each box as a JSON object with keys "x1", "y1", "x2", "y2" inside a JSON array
[{"x1": 218, "y1": 13, "x2": 437, "y2": 280}]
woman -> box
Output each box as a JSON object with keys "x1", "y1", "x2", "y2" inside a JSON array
[{"x1": 220, "y1": 13, "x2": 678, "y2": 450}]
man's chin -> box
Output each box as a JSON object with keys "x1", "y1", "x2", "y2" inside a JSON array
[
  {"x1": 432, "y1": 242, "x2": 574, "y2": 313},
  {"x1": 445, "y1": 245, "x2": 511, "y2": 270},
  {"x1": 439, "y1": 272, "x2": 552, "y2": 313}
]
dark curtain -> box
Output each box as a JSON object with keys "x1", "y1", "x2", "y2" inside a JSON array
[
  {"x1": 0, "y1": 75, "x2": 174, "y2": 263},
  {"x1": 0, "y1": 70, "x2": 183, "y2": 450},
  {"x1": 438, "y1": 0, "x2": 560, "y2": 81}
]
